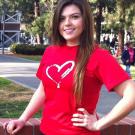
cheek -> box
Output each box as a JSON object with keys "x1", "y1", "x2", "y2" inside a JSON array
[
  {"x1": 78, "y1": 21, "x2": 84, "y2": 33},
  {"x1": 59, "y1": 23, "x2": 63, "y2": 35}
]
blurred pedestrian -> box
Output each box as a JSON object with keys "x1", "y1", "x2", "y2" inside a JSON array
[{"x1": 121, "y1": 42, "x2": 135, "y2": 76}]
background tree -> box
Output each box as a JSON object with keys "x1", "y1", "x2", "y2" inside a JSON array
[
  {"x1": 0, "y1": 0, "x2": 35, "y2": 23},
  {"x1": 28, "y1": 0, "x2": 57, "y2": 44},
  {"x1": 89, "y1": 0, "x2": 116, "y2": 43},
  {"x1": 104, "y1": 0, "x2": 135, "y2": 55},
  {"x1": 41, "y1": 0, "x2": 57, "y2": 41},
  {"x1": 34, "y1": 0, "x2": 43, "y2": 44}
]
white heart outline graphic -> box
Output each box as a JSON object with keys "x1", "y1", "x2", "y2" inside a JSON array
[{"x1": 46, "y1": 61, "x2": 75, "y2": 85}]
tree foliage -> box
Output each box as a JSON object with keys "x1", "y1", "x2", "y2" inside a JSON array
[
  {"x1": 27, "y1": 11, "x2": 53, "y2": 37},
  {"x1": 28, "y1": 0, "x2": 56, "y2": 38},
  {"x1": 104, "y1": 0, "x2": 135, "y2": 30},
  {"x1": 102, "y1": 0, "x2": 135, "y2": 55},
  {"x1": 0, "y1": 0, "x2": 35, "y2": 22},
  {"x1": 89, "y1": 0, "x2": 116, "y2": 42}
]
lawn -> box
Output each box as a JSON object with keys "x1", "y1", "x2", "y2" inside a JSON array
[
  {"x1": 130, "y1": 66, "x2": 135, "y2": 79},
  {"x1": 0, "y1": 77, "x2": 41, "y2": 118},
  {"x1": 121, "y1": 65, "x2": 135, "y2": 79},
  {"x1": 115, "y1": 56, "x2": 135, "y2": 79},
  {"x1": 10, "y1": 54, "x2": 42, "y2": 62}
]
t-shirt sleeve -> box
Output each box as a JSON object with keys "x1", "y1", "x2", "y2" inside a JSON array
[
  {"x1": 36, "y1": 47, "x2": 49, "y2": 80},
  {"x1": 95, "y1": 49, "x2": 131, "y2": 92}
]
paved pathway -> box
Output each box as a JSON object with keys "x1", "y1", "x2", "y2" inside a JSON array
[
  {"x1": 0, "y1": 54, "x2": 135, "y2": 117},
  {"x1": 0, "y1": 54, "x2": 40, "y2": 90}
]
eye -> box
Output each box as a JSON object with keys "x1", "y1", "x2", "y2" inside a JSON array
[
  {"x1": 60, "y1": 16, "x2": 65, "y2": 22},
  {"x1": 71, "y1": 15, "x2": 80, "y2": 19}
]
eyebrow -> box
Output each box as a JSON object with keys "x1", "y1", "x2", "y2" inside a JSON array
[{"x1": 61, "y1": 13, "x2": 82, "y2": 17}]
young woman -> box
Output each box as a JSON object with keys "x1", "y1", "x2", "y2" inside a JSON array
[{"x1": 4, "y1": 0, "x2": 135, "y2": 135}]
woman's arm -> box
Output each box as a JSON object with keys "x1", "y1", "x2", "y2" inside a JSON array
[
  {"x1": 5, "y1": 81, "x2": 45, "y2": 134},
  {"x1": 96, "y1": 79, "x2": 135, "y2": 130},
  {"x1": 19, "y1": 81, "x2": 45, "y2": 122},
  {"x1": 72, "y1": 79, "x2": 135, "y2": 131}
]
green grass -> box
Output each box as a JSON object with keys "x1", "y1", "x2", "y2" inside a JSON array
[
  {"x1": 19, "y1": 55, "x2": 42, "y2": 61},
  {"x1": 130, "y1": 66, "x2": 135, "y2": 79},
  {"x1": 0, "y1": 77, "x2": 41, "y2": 118},
  {"x1": 121, "y1": 65, "x2": 135, "y2": 79},
  {"x1": 0, "y1": 101, "x2": 30, "y2": 118},
  {"x1": 11, "y1": 54, "x2": 42, "y2": 62},
  {"x1": 116, "y1": 56, "x2": 135, "y2": 79},
  {"x1": 0, "y1": 77, "x2": 11, "y2": 87}
]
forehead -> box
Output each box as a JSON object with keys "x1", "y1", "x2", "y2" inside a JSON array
[{"x1": 61, "y1": 4, "x2": 81, "y2": 16}]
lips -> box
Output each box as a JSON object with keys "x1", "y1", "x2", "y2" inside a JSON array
[{"x1": 64, "y1": 28, "x2": 75, "y2": 34}]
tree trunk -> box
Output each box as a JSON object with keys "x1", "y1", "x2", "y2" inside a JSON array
[
  {"x1": 34, "y1": 0, "x2": 40, "y2": 16},
  {"x1": 117, "y1": 29, "x2": 124, "y2": 56},
  {"x1": 34, "y1": 0, "x2": 42, "y2": 44},
  {"x1": 95, "y1": 3, "x2": 103, "y2": 43},
  {"x1": 117, "y1": 3, "x2": 125, "y2": 56}
]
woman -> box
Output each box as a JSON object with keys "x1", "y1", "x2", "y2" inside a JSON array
[
  {"x1": 4, "y1": 0, "x2": 135, "y2": 135},
  {"x1": 121, "y1": 42, "x2": 135, "y2": 76}
]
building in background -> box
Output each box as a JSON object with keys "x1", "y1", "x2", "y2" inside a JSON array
[{"x1": 0, "y1": 11, "x2": 21, "y2": 48}]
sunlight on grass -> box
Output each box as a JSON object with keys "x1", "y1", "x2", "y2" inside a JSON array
[
  {"x1": 0, "y1": 77, "x2": 11, "y2": 87},
  {"x1": 131, "y1": 66, "x2": 135, "y2": 80},
  {"x1": 12, "y1": 54, "x2": 42, "y2": 61},
  {"x1": 121, "y1": 65, "x2": 135, "y2": 80},
  {"x1": 0, "y1": 77, "x2": 41, "y2": 118}
]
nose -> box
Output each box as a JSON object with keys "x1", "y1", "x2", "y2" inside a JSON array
[{"x1": 64, "y1": 17, "x2": 71, "y2": 26}]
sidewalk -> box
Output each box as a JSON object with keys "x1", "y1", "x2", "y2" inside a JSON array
[
  {"x1": 0, "y1": 54, "x2": 135, "y2": 117},
  {"x1": 0, "y1": 54, "x2": 40, "y2": 90}
]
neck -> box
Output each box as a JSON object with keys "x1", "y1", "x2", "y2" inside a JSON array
[{"x1": 66, "y1": 42, "x2": 80, "y2": 47}]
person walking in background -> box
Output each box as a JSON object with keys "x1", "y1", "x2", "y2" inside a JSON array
[
  {"x1": 121, "y1": 42, "x2": 135, "y2": 76},
  {"x1": 105, "y1": 35, "x2": 110, "y2": 47},
  {"x1": 4, "y1": 0, "x2": 135, "y2": 135},
  {"x1": 109, "y1": 37, "x2": 116, "y2": 55}
]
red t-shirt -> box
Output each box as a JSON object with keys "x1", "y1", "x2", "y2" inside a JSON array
[{"x1": 36, "y1": 45, "x2": 130, "y2": 135}]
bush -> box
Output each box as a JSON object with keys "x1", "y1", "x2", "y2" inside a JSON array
[
  {"x1": 10, "y1": 43, "x2": 18, "y2": 53},
  {"x1": 10, "y1": 43, "x2": 48, "y2": 55}
]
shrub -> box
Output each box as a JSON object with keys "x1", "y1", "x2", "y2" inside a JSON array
[
  {"x1": 10, "y1": 43, "x2": 18, "y2": 53},
  {"x1": 10, "y1": 44, "x2": 48, "y2": 55}
]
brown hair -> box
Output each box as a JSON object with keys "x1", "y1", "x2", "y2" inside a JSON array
[{"x1": 52, "y1": 0, "x2": 95, "y2": 105}]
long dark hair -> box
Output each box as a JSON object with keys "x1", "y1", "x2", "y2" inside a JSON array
[{"x1": 52, "y1": 0, "x2": 95, "y2": 105}]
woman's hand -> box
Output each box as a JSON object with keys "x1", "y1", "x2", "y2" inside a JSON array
[
  {"x1": 3, "y1": 119, "x2": 25, "y2": 135},
  {"x1": 71, "y1": 108, "x2": 99, "y2": 131}
]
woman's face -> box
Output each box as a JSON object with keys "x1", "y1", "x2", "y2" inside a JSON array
[{"x1": 59, "y1": 4, "x2": 83, "y2": 46}]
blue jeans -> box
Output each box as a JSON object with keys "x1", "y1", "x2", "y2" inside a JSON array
[{"x1": 125, "y1": 65, "x2": 131, "y2": 76}]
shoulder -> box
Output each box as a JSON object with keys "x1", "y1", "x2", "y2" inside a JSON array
[
  {"x1": 45, "y1": 44, "x2": 58, "y2": 50},
  {"x1": 43, "y1": 44, "x2": 61, "y2": 53},
  {"x1": 41, "y1": 45, "x2": 58, "y2": 60},
  {"x1": 90, "y1": 46, "x2": 111, "y2": 61},
  {"x1": 86, "y1": 46, "x2": 113, "y2": 69},
  {"x1": 87, "y1": 46, "x2": 120, "y2": 69}
]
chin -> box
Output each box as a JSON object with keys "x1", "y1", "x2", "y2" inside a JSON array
[{"x1": 63, "y1": 36, "x2": 77, "y2": 41}]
